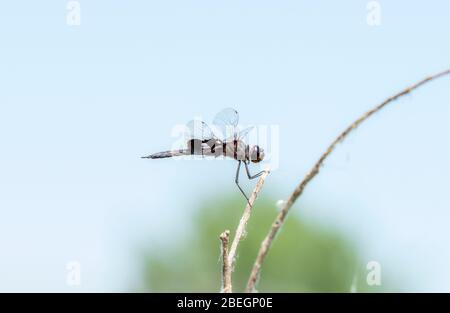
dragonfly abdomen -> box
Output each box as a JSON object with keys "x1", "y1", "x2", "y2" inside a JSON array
[{"x1": 142, "y1": 149, "x2": 186, "y2": 159}]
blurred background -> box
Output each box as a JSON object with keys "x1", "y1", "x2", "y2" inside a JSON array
[{"x1": 0, "y1": 1, "x2": 449, "y2": 292}]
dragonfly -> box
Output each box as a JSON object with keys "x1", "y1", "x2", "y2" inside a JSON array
[{"x1": 142, "y1": 108, "x2": 266, "y2": 203}]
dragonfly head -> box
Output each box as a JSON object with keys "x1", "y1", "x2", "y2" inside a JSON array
[{"x1": 250, "y1": 145, "x2": 265, "y2": 163}]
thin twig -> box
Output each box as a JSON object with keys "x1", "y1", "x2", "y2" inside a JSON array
[
  {"x1": 245, "y1": 69, "x2": 450, "y2": 292},
  {"x1": 228, "y1": 168, "x2": 270, "y2": 268},
  {"x1": 219, "y1": 230, "x2": 231, "y2": 293}
]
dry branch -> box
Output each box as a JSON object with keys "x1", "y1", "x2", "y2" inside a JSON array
[
  {"x1": 245, "y1": 69, "x2": 450, "y2": 293},
  {"x1": 219, "y1": 230, "x2": 231, "y2": 293},
  {"x1": 228, "y1": 168, "x2": 270, "y2": 267},
  {"x1": 219, "y1": 167, "x2": 269, "y2": 293}
]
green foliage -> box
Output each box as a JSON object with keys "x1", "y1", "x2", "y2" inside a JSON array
[{"x1": 140, "y1": 196, "x2": 379, "y2": 292}]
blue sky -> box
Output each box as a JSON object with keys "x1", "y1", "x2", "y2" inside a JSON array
[{"x1": 0, "y1": 1, "x2": 449, "y2": 291}]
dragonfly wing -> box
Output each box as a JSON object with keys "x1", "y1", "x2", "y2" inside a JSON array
[
  {"x1": 186, "y1": 120, "x2": 216, "y2": 141},
  {"x1": 223, "y1": 126, "x2": 255, "y2": 143},
  {"x1": 237, "y1": 126, "x2": 255, "y2": 140},
  {"x1": 185, "y1": 120, "x2": 221, "y2": 153},
  {"x1": 212, "y1": 108, "x2": 239, "y2": 140}
]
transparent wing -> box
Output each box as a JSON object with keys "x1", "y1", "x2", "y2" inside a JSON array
[
  {"x1": 185, "y1": 120, "x2": 217, "y2": 141},
  {"x1": 237, "y1": 126, "x2": 254, "y2": 139},
  {"x1": 212, "y1": 108, "x2": 239, "y2": 127},
  {"x1": 212, "y1": 108, "x2": 239, "y2": 140},
  {"x1": 223, "y1": 126, "x2": 255, "y2": 143}
]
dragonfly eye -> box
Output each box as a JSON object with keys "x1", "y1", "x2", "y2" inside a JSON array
[{"x1": 250, "y1": 145, "x2": 264, "y2": 163}]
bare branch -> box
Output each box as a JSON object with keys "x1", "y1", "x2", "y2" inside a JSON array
[
  {"x1": 245, "y1": 69, "x2": 450, "y2": 293},
  {"x1": 228, "y1": 168, "x2": 270, "y2": 268},
  {"x1": 218, "y1": 168, "x2": 269, "y2": 293},
  {"x1": 219, "y1": 230, "x2": 231, "y2": 293}
]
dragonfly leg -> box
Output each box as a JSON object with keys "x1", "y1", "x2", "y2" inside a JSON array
[
  {"x1": 235, "y1": 161, "x2": 250, "y2": 204},
  {"x1": 244, "y1": 161, "x2": 265, "y2": 180}
]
